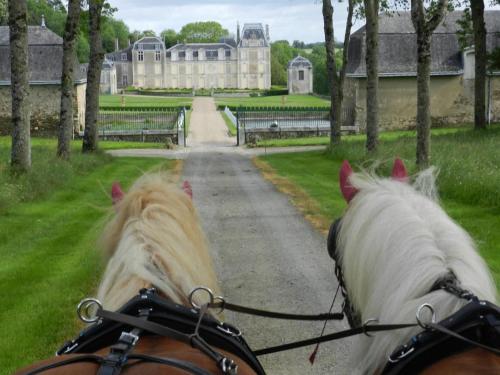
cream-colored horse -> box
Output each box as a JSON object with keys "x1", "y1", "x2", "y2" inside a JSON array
[
  {"x1": 97, "y1": 173, "x2": 220, "y2": 312},
  {"x1": 333, "y1": 159, "x2": 498, "y2": 374}
]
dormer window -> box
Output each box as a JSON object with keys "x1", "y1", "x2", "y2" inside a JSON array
[
  {"x1": 298, "y1": 70, "x2": 304, "y2": 80},
  {"x1": 179, "y1": 51, "x2": 186, "y2": 60},
  {"x1": 138, "y1": 51, "x2": 144, "y2": 61},
  {"x1": 155, "y1": 50, "x2": 161, "y2": 61},
  {"x1": 121, "y1": 53, "x2": 127, "y2": 61}
]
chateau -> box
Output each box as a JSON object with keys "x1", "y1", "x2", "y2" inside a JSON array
[{"x1": 106, "y1": 23, "x2": 271, "y2": 90}]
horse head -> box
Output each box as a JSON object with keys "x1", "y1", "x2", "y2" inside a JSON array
[
  {"x1": 327, "y1": 159, "x2": 497, "y2": 373},
  {"x1": 98, "y1": 174, "x2": 220, "y2": 313}
]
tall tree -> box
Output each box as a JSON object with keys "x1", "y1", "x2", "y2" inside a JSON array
[
  {"x1": 8, "y1": 0, "x2": 31, "y2": 171},
  {"x1": 82, "y1": 0, "x2": 105, "y2": 153},
  {"x1": 411, "y1": 0, "x2": 448, "y2": 168},
  {"x1": 0, "y1": 0, "x2": 8, "y2": 25},
  {"x1": 57, "y1": 0, "x2": 81, "y2": 159},
  {"x1": 364, "y1": 0, "x2": 379, "y2": 152},
  {"x1": 322, "y1": 0, "x2": 355, "y2": 146},
  {"x1": 322, "y1": 0, "x2": 342, "y2": 145},
  {"x1": 470, "y1": 0, "x2": 486, "y2": 130}
]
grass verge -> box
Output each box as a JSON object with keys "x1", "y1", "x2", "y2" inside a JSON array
[
  {"x1": 220, "y1": 110, "x2": 237, "y2": 136},
  {"x1": 256, "y1": 128, "x2": 500, "y2": 290},
  {"x1": 0, "y1": 152, "x2": 174, "y2": 374}
]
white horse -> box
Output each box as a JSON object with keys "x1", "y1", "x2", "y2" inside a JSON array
[{"x1": 333, "y1": 159, "x2": 498, "y2": 374}]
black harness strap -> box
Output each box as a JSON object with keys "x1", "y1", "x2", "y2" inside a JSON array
[
  {"x1": 208, "y1": 301, "x2": 344, "y2": 321},
  {"x1": 22, "y1": 355, "x2": 104, "y2": 375},
  {"x1": 253, "y1": 323, "x2": 417, "y2": 356}
]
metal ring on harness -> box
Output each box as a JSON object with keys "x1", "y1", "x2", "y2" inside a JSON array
[
  {"x1": 189, "y1": 286, "x2": 215, "y2": 310},
  {"x1": 363, "y1": 318, "x2": 379, "y2": 337},
  {"x1": 213, "y1": 295, "x2": 226, "y2": 314},
  {"x1": 416, "y1": 303, "x2": 437, "y2": 329},
  {"x1": 77, "y1": 298, "x2": 103, "y2": 323}
]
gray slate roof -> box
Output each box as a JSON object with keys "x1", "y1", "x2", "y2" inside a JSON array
[
  {"x1": 0, "y1": 26, "x2": 85, "y2": 84},
  {"x1": 167, "y1": 43, "x2": 235, "y2": 52},
  {"x1": 106, "y1": 45, "x2": 133, "y2": 62},
  {"x1": 288, "y1": 55, "x2": 312, "y2": 69},
  {"x1": 346, "y1": 11, "x2": 500, "y2": 77},
  {"x1": 239, "y1": 23, "x2": 269, "y2": 47}
]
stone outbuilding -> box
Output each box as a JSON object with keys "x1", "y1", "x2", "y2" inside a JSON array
[
  {"x1": 344, "y1": 11, "x2": 500, "y2": 131},
  {"x1": 100, "y1": 58, "x2": 118, "y2": 95},
  {"x1": 287, "y1": 55, "x2": 313, "y2": 94},
  {"x1": 0, "y1": 24, "x2": 87, "y2": 136}
]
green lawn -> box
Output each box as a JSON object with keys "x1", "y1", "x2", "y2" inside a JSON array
[
  {"x1": 0, "y1": 142, "x2": 170, "y2": 374},
  {"x1": 215, "y1": 94, "x2": 330, "y2": 108},
  {"x1": 99, "y1": 94, "x2": 192, "y2": 108},
  {"x1": 258, "y1": 128, "x2": 500, "y2": 291},
  {"x1": 254, "y1": 127, "x2": 466, "y2": 147}
]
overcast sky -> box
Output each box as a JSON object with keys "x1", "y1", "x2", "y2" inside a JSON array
[
  {"x1": 109, "y1": 0, "x2": 500, "y2": 44},
  {"x1": 109, "y1": 0, "x2": 361, "y2": 44}
]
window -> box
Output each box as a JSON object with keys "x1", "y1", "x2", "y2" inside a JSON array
[
  {"x1": 225, "y1": 50, "x2": 231, "y2": 58},
  {"x1": 138, "y1": 51, "x2": 144, "y2": 61},
  {"x1": 298, "y1": 70, "x2": 304, "y2": 81},
  {"x1": 121, "y1": 53, "x2": 127, "y2": 61},
  {"x1": 122, "y1": 75, "x2": 128, "y2": 86},
  {"x1": 155, "y1": 50, "x2": 161, "y2": 61},
  {"x1": 193, "y1": 51, "x2": 199, "y2": 60},
  {"x1": 206, "y1": 50, "x2": 218, "y2": 60},
  {"x1": 155, "y1": 44, "x2": 161, "y2": 50},
  {"x1": 166, "y1": 51, "x2": 171, "y2": 59}
]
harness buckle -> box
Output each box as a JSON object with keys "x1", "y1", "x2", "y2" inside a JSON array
[
  {"x1": 220, "y1": 357, "x2": 238, "y2": 374},
  {"x1": 217, "y1": 322, "x2": 242, "y2": 337},
  {"x1": 119, "y1": 331, "x2": 139, "y2": 346},
  {"x1": 387, "y1": 344, "x2": 415, "y2": 363}
]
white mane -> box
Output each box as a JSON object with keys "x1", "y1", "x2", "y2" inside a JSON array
[
  {"x1": 96, "y1": 173, "x2": 220, "y2": 313},
  {"x1": 337, "y1": 168, "x2": 497, "y2": 374}
]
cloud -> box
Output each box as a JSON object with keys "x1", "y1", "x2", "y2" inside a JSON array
[{"x1": 110, "y1": 0, "x2": 361, "y2": 43}]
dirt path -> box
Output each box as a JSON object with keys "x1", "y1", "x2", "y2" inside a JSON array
[{"x1": 109, "y1": 97, "x2": 352, "y2": 374}]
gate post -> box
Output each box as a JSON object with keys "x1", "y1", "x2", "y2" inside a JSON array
[
  {"x1": 183, "y1": 107, "x2": 187, "y2": 147},
  {"x1": 236, "y1": 107, "x2": 240, "y2": 147}
]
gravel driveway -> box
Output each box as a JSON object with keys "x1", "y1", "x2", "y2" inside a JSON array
[{"x1": 110, "y1": 98, "x2": 353, "y2": 374}]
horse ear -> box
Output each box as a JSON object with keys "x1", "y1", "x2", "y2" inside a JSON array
[
  {"x1": 111, "y1": 182, "x2": 124, "y2": 205},
  {"x1": 340, "y1": 160, "x2": 358, "y2": 202},
  {"x1": 392, "y1": 158, "x2": 409, "y2": 183},
  {"x1": 182, "y1": 180, "x2": 193, "y2": 199}
]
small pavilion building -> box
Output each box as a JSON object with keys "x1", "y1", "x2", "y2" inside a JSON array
[{"x1": 287, "y1": 55, "x2": 313, "y2": 94}]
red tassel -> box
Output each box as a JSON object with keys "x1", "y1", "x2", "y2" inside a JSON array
[{"x1": 309, "y1": 344, "x2": 320, "y2": 365}]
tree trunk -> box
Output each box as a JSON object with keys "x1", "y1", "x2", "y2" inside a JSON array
[
  {"x1": 57, "y1": 0, "x2": 81, "y2": 159},
  {"x1": 8, "y1": 0, "x2": 30, "y2": 171},
  {"x1": 411, "y1": 0, "x2": 448, "y2": 169},
  {"x1": 364, "y1": 0, "x2": 379, "y2": 153},
  {"x1": 322, "y1": 0, "x2": 341, "y2": 145},
  {"x1": 416, "y1": 34, "x2": 432, "y2": 167},
  {"x1": 82, "y1": 0, "x2": 104, "y2": 153},
  {"x1": 470, "y1": 0, "x2": 486, "y2": 130}
]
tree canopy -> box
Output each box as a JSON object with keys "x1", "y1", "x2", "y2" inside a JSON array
[{"x1": 177, "y1": 21, "x2": 229, "y2": 43}]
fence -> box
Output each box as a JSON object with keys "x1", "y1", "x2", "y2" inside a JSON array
[
  {"x1": 225, "y1": 106, "x2": 358, "y2": 145},
  {"x1": 96, "y1": 106, "x2": 186, "y2": 144}
]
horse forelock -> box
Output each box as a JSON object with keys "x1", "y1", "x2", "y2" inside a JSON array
[
  {"x1": 97, "y1": 173, "x2": 220, "y2": 313},
  {"x1": 337, "y1": 168, "x2": 497, "y2": 374}
]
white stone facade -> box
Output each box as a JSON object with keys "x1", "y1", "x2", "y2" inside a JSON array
[{"x1": 107, "y1": 23, "x2": 271, "y2": 90}]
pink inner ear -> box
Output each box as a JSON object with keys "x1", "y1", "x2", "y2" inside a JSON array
[
  {"x1": 111, "y1": 182, "x2": 124, "y2": 205},
  {"x1": 340, "y1": 160, "x2": 358, "y2": 203},
  {"x1": 182, "y1": 180, "x2": 193, "y2": 199},
  {"x1": 392, "y1": 158, "x2": 409, "y2": 182}
]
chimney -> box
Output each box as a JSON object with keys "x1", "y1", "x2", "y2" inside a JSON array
[
  {"x1": 237, "y1": 22, "x2": 240, "y2": 44},
  {"x1": 115, "y1": 38, "x2": 119, "y2": 51},
  {"x1": 265, "y1": 24, "x2": 270, "y2": 41},
  {"x1": 41, "y1": 14, "x2": 46, "y2": 28}
]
